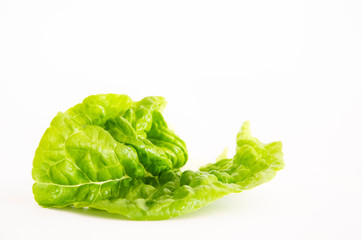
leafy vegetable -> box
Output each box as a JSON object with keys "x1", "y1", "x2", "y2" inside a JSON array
[{"x1": 32, "y1": 94, "x2": 284, "y2": 220}]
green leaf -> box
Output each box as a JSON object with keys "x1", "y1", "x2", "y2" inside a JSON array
[{"x1": 32, "y1": 94, "x2": 284, "y2": 220}]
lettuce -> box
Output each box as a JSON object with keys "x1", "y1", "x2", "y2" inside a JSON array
[{"x1": 32, "y1": 94, "x2": 284, "y2": 220}]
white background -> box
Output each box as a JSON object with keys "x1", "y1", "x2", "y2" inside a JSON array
[{"x1": 0, "y1": 0, "x2": 361, "y2": 239}]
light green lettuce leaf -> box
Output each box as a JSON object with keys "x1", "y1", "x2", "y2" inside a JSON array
[{"x1": 32, "y1": 94, "x2": 284, "y2": 220}]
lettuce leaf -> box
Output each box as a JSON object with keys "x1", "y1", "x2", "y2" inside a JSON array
[{"x1": 32, "y1": 94, "x2": 284, "y2": 220}]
